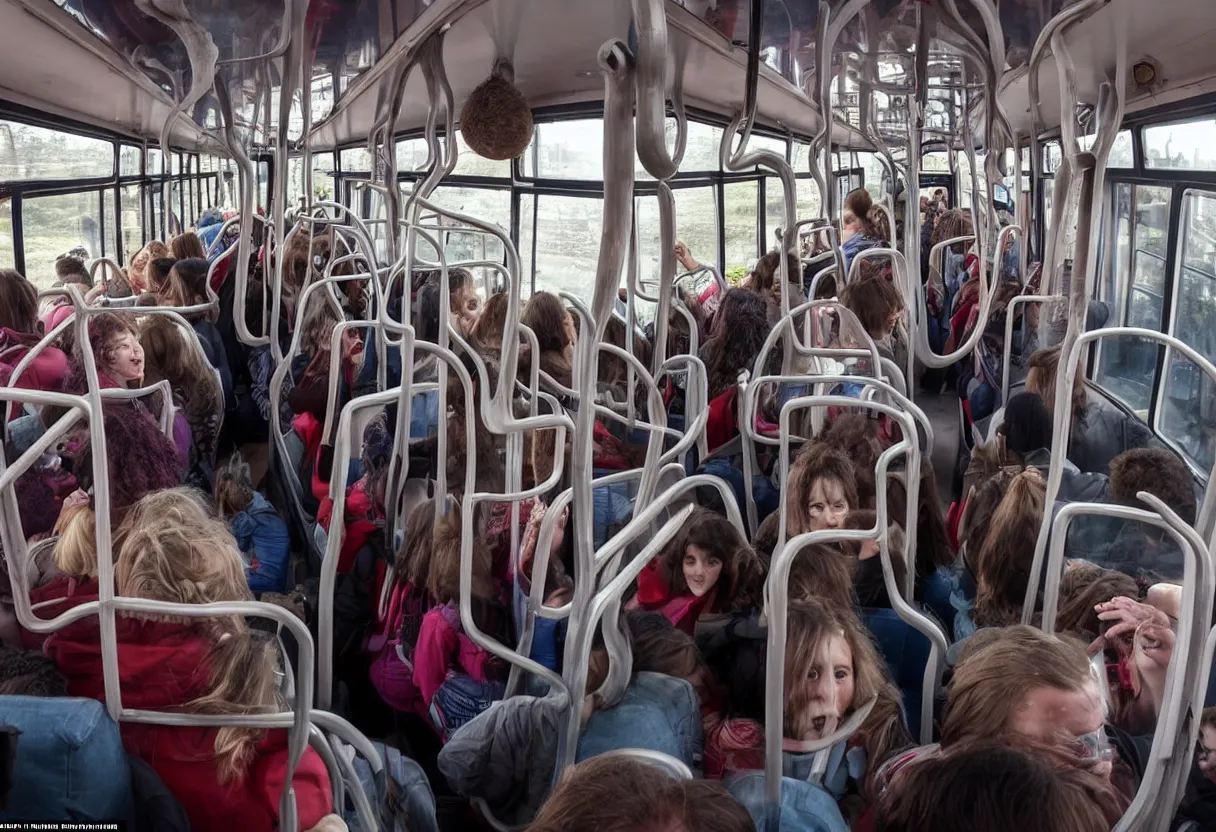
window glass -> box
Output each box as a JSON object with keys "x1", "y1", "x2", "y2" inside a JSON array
[
  {"x1": 341, "y1": 146, "x2": 373, "y2": 171},
  {"x1": 172, "y1": 153, "x2": 182, "y2": 175},
  {"x1": 724, "y1": 180, "x2": 759, "y2": 281},
  {"x1": 1145, "y1": 118, "x2": 1216, "y2": 170},
  {"x1": 533, "y1": 194, "x2": 603, "y2": 298},
  {"x1": 148, "y1": 148, "x2": 164, "y2": 176},
  {"x1": 396, "y1": 138, "x2": 429, "y2": 172},
  {"x1": 683, "y1": 121, "x2": 724, "y2": 173},
  {"x1": 103, "y1": 189, "x2": 117, "y2": 261},
  {"x1": 1160, "y1": 189, "x2": 1216, "y2": 472},
  {"x1": 313, "y1": 152, "x2": 335, "y2": 203},
  {"x1": 22, "y1": 191, "x2": 102, "y2": 288},
  {"x1": 764, "y1": 177, "x2": 792, "y2": 252},
  {"x1": 529, "y1": 120, "x2": 602, "y2": 180},
  {"x1": 0, "y1": 199, "x2": 12, "y2": 269},
  {"x1": 120, "y1": 185, "x2": 143, "y2": 263},
  {"x1": 792, "y1": 142, "x2": 811, "y2": 172},
  {"x1": 1108, "y1": 130, "x2": 1134, "y2": 168},
  {"x1": 286, "y1": 157, "x2": 305, "y2": 209},
  {"x1": 922, "y1": 151, "x2": 950, "y2": 172},
  {"x1": 1044, "y1": 141, "x2": 1062, "y2": 174},
  {"x1": 797, "y1": 178, "x2": 821, "y2": 222},
  {"x1": 673, "y1": 186, "x2": 719, "y2": 278},
  {"x1": 748, "y1": 135, "x2": 788, "y2": 169},
  {"x1": 0, "y1": 121, "x2": 114, "y2": 182},
  {"x1": 172, "y1": 180, "x2": 184, "y2": 234},
  {"x1": 519, "y1": 194, "x2": 535, "y2": 297},
  {"x1": 120, "y1": 145, "x2": 141, "y2": 177},
  {"x1": 426, "y1": 187, "x2": 511, "y2": 288},
  {"x1": 1127, "y1": 185, "x2": 1171, "y2": 331},
  {"x1": 453, "y1": 130, "x2": 512, "y2": 178},
  {"x1": 258, "y1": 160, "x2": 270, "y2": 212}
]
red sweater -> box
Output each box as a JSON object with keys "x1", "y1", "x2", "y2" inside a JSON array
[{"x1": 41, "y1": 579, "x2": 334, "y2": 831}]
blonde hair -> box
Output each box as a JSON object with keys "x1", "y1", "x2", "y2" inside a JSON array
[
  {"x1": 53, "y1": 504, "x2": 98, "y2": 578},
  {"x1": 112, "y1": 487, "x2": 278, "y2": 783}
]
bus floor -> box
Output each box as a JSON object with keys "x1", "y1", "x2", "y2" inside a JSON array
[{"x1": 917, "y1": 389, "x2": 961, "y2": 510}]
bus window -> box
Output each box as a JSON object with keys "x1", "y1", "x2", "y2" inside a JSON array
[
  {"x1": 724, "y1": 180, "x2": 759, "y2": 280},
  {"x1": 524, "y1": 119, "x2": 603, "y2": 180},
  {"x1": 1128, "y1": 185, "x2": 1171, "y2": 331},
  {"x1": 22, "y1": 190, "x2": 101, "y2": 287},
  {"x1": 534, "y1": 193, "x2": 603, "y2": 298},
  {"x1": 0, "y1": 199, "x2": 12, "y2": 268},
  {"x1": 119, "y1": 144, "x2": 141, "y2": 177},
  {"x1": 1094, "y1": 183, "x2": 1171, "y2": 414},
  {"x1": 1145, "y1": 117, "x2": 1216, "y2": 171},
  {"x1": 1109, "y1": 130, "x2": 1134, "y2": 168},
  {"x1": 429, "y1": 185, "x2": 511, "y2": 287},
  {"x1": 0, "y1": 120, "x2": 113, "y2": 182},
  {"x1": 103, "y1": 188, "x2": 116, "y2": 262},
  {"x1": 120, "y1": 185, "x2": 143, "y2": 260},
  {"x1": 796, "y1": 178, "x2": 821, "y2": 221},
  {"x1": 673, "y1": 186, "x2": 719, "y2": 278},
  {"x1": 1160, "y1": 189, "x2": 1216, "y2": 472},
  {"x1": 764, "y1": 176, "x2": 788, "y2": 249}
]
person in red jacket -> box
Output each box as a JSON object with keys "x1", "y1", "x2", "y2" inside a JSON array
[
  {"x1": 628, "y1": 507, "x2": 762, "y2": 635},
  {"x1": 41, "y1": 488, "x2": 334, "y2": 832},
  {"x1": 0, "y1": 268, "x2": 69, "y2": 412}
]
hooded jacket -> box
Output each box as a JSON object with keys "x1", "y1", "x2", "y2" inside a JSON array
[
  {"x1": 230, "y1": 491, "x2": 292, "y2": 594},
  {"x1": 40, "y1": 579, "x2": 333, "y2": 832}
]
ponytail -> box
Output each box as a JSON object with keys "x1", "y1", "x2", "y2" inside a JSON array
[{"x1": 844, "y1": 188, "x2": 882, "y2": 241}]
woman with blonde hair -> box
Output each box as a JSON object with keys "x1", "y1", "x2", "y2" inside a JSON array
[{"x1": 42, "y1": 487, "x2": 335, "y2": 831}]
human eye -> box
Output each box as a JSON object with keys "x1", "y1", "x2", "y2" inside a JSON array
[
  {"x1": 708, "y1": 558, "x2": 721, "y2": 569},
  {"x1": 834, "y1": 667, "x2": 851, "y2": 680}
]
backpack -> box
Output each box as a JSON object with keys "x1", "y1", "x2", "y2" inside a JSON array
[
  {"x1": 367, "y1": 579, "x2": 429, "y2": 719},
  {"x1": 340, "y1": 740, "x2": 439, "y2": 832}
]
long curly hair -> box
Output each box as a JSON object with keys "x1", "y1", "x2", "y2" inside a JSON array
[
  {"x1": 704, "y1": 288, "x2": 770, "y2": 400},
  {"x1": 113, "y1": 487, "x2": 279, "y2": 785}
]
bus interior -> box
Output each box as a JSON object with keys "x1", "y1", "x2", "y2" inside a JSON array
[{"x1": 1, "y1": 0, "x2": 1216, "y2": 830}]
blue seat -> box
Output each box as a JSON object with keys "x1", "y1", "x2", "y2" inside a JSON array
[{"x1": 0, "y1": 696, "x2": 132, "y2": 822}]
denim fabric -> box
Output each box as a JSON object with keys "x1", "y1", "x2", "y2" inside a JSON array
[
  {"x1": 726, "y1": 773, "x2": 850, "y2": 832},
  {"x1": 409, "y1": 390, "x2": 440, "y2": 441},
  {"x1": 593, "y1": 480, "x2": 636, "y2": 548},
  {"x1": 577, "y1": 672, "x2": 703, "y2": 772},
  {"x1": 431, "y1": 674, "x2": 506, "y2": 740},
  {"x1": 343, "y1": 740, "x2": 439, "y2": 832},
  {"x1": 696, "y1": 458, "x2": 780, "y2": 535},
  {"x1": 230, "y1": 492, "x2": 292, "y2": 595},
  {"x1": 863, "y1": 607, "x2": 926, "y2": 739},
  {"x1": 949, "y1": 568, "x2": 978, "y2": 644},
  {"x1": 920, "y1": 567, "x2": 957, "y2": 629},
  {"x1": 0, "y1": 696, "x2": 132, "y2": 822},
  {"x1": 782, "y1": 742, "x2": 866, "y2": 801}
]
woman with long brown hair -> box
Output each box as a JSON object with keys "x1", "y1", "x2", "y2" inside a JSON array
[
  {"x1": 519, "y1": 290, "x2": 575, "y2": 390},
  {"x1": 705, "y1": 597, "x2": 910, "y2": 821}
]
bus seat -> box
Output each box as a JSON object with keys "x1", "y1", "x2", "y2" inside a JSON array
[{"x1": 0, "y1": 695, "x2": 132, "y2": 822}]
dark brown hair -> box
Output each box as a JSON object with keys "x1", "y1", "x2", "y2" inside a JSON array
[
  {"x1": 928, "y1": 208, "x2": 973, "y2": 256},
  {"x1": 844, "y1": 188, "x2": 883, "y2": 241},
  {"x1": 528, "y1": 755, "x2": 755, "y2": 832},
  {"x1": 840, "y1": 268, "x2": 904, "y2": 339},
  {"x1": 1055, "y1": 562, "x2": 1139, "y2": 643},
  {"x1": 885, "y1": 460, "x2": 955, "y2": 575},
  {"x1": 817, "y1": 413, "x2": 884, "y2": 506},
  {"x1": 521, "y1": 291, "x2": 571, "y2": 355},
  {"x1": 787, "y1": 542, "x2": 856, "y2": 612},
  {"x1": 704, "y1": 288, "x2": 770, "y2": 400},
  {"x1": 877, "y1": 741, "x2": 1120, "y2": 832},
  {"x1": 749, "y1": 249, "x2": 801, "y2": 294},
  {"x1": 1109, "y1": 447, "x2": 1196, "y2": 526},
  {"x1": 660, "y1": 507, "x2": 762, "y2": 612},
  {"x1": 169, "y1": 231, "x2": 207, "y2": 261},
  {"x1": 0, "y1": 269, "x2": 39, "y2": 334},
  {"x1": 841, "y1": 509, "x2": 908, "y2": 607}
]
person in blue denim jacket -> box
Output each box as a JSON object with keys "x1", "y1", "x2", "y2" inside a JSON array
[{"x1": 214, "y1": 456, "x2": 291, "y2": 594}]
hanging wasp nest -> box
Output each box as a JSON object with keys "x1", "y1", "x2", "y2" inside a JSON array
[{"x1": 460, "y1": 59, "x2": 533, "y2": 161}]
